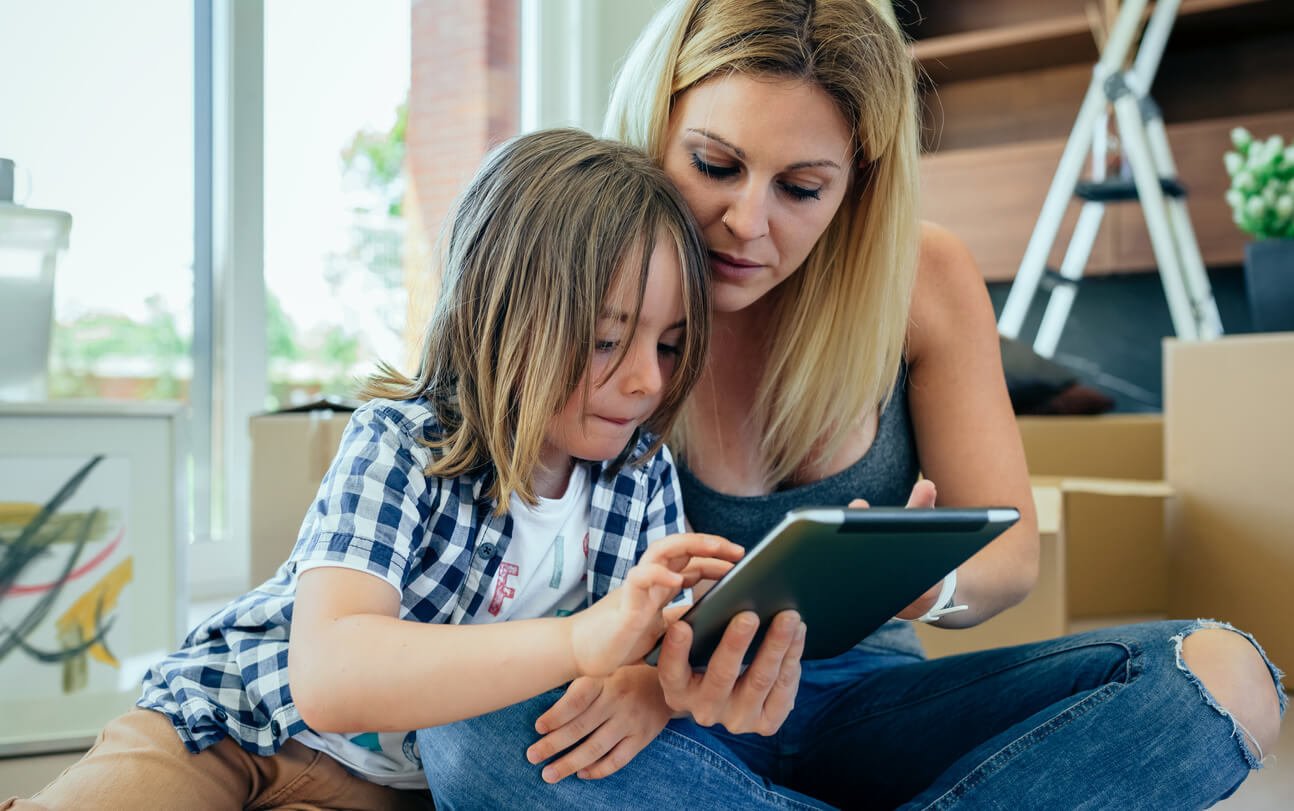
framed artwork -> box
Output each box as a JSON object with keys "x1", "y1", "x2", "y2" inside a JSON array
[{"x1": 0, "y1": 401, "x2": 187, "y2": 756}]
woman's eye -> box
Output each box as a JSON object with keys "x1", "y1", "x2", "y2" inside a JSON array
[
  {"x1": 657, "y1": 343, "x2": 681, "y2": 357},
  {"x1": 780, "y1": 181, "x2": 822, "y2": 201},
  {"x1": 594, "y1": 340, "x2": 618, "y2": 352},
  {"x1": 690, "y1": 153, "x2": 738, "y2": 179}
]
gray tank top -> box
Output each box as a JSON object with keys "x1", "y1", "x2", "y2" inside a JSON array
[{"x1": 676, "y1": 365, "x2": 925, "y2": 658}]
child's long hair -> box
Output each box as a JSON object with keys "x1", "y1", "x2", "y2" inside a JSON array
[
  {"x1": 362, "y1": 129, "x2": 711, "y2": 509},
  {"x1": 604, "y1": 0, "x2": 920, "y2": 489}
]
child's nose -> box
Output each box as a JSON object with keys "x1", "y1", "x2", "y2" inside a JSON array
[{"x1": 621, "y1": 340, "x2": 663, "y2": 398}]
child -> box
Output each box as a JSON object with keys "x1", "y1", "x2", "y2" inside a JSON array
[{"x1": 4, "y1": 128, "x2": 742, "y2": 811}]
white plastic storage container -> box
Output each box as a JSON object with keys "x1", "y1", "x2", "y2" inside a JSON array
[{"x1": 0, "y1": 202, "x2": 72, "y2": 401}]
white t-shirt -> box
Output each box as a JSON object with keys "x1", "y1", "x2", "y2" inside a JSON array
[
  {"x1": 294, "y1": 464, "x2": 593, "y2": 788},
  {"x1": 463, "y1": 464, "x2": 592, "y2": 624}
]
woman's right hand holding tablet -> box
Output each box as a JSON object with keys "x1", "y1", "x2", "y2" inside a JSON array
[{"x1": 655, "y1": 605, "x2": 807, "y2": 736}]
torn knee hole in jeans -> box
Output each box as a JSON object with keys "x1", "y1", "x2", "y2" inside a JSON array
[{"x1": 1170, "y1": 619, "x2": 1287, "y2": 769}]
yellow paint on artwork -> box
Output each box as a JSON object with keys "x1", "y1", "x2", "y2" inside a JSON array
[
  {"x1": 55, "y1": 557, "x2": 134, "y2": 667},
  {"x1": 0, "y1": 502, "x2": 41, "y2": 525},
  {"x1": 0, "y1": 504, "x2": 113, "y2": 545}
]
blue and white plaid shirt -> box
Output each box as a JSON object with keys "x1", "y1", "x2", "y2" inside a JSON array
[{"x1": 139, "y1": 396, "x2": 686, "y2": 756}]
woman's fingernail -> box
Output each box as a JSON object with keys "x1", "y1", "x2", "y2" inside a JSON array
[{"x1": 542, "y1": 767, "x2": 558, "y2": 783}]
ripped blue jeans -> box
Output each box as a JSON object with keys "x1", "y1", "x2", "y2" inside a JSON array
[{"x1": 418, "y1": 620, "x2": 1285, "y2": 810}]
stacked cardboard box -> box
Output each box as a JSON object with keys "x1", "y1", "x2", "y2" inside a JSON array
[
  {"x1": 248, "y1": 402, "x2": 356, "y2": 586},
  {"x1": 915, "y1": 414, "x2": 1172, "y2": 658},
  {"x1": 1162, "y1": 333, "x2": 1294, "y2": 674},
  {"x1": 919, "y1": 332, "x2": 1294, "y2": 667}
]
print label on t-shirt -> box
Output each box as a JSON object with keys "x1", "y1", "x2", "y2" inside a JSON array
[
  {"x1": 489, "y1": 562, "x2": 519, "y2": 615},
  {"x1": 475, "y1": 468, "x2": 591, "y2": 623},
  {"x1": 549, "y1": 536, "x2": 565, "y2": 589}
]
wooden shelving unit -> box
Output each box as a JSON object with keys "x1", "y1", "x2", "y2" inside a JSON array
[
  {"x1": 905, "y1": 0, "x2": 1294, "y2": 281},
  {"x1": 912, "y1": 0, "x2": 1280, "y2": 82}
]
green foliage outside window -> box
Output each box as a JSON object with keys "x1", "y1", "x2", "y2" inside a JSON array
[
  {"x1": 49, "y1": 295, "x2": 189, "y2": 399},
  {"x1": 50, "y1": 101, "x2": 408, "y2": 407}
]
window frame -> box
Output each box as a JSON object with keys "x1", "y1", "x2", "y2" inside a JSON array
[{"x1": 189, "y1": 0, "x2": 265, "y2": 598}]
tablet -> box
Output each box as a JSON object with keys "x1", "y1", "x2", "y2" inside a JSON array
[{"x1": 645, "y1": 505, "x2": 1020, "y2": 668}]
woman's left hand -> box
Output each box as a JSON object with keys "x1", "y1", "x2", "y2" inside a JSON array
[
  {"x1": 525, "y1": 663, "x2": 675, "y2": 783},
  {"x1": 851, "y1": 479, "x2": 944, "y2": 619}
]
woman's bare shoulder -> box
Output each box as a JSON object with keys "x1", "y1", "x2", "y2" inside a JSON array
[
  {"x1": 917, "y1": 221, "x2": 983, "y2": 292},
  {"x1": 908, "y1": 221, "x2": 993, "y2": 358}
]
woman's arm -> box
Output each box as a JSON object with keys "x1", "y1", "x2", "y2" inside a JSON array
[
  {"x1": 288, "y1": 533, "x2": 741, "y2": 733},
  {"x1": 904, "y1": 222, "x2": 1040, "y2": 626}
]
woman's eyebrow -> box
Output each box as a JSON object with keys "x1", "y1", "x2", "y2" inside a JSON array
[
  {"x1": 787, "y1": 158, "x2": 841, "y2": 171},
  {"x1": 686, "y1": 128, "x2": 841, "y2": 171},
  {"x1": 688, "y1": 128, "x2": 746, "y2": 160}
]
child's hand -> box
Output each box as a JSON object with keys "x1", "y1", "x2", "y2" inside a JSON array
[
  {"x1": 568, "y1": 533, "x2": 742, "y2": 679},
  {"x1": 525, "y1": 663, "x2": 674, "y2": 783}
]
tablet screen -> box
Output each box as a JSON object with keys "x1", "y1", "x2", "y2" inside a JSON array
[{"x1": 646, "y1": 506, "x2": 1019, "y2": 668}]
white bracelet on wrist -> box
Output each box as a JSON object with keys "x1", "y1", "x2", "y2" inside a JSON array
[{"x1": 909, "y1": 569, "x2": 968, "y2": 624}]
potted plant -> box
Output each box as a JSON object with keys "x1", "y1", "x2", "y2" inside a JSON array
[{"x1": 1224, "y1": 127, "x2": 1294, "y2": 332}]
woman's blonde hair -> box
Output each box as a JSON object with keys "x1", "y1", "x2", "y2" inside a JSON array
[
  {"x1": 363, "y1": 129, "x2": 711, "y2": 510},
  {"x1": 604, "y1": 0, "x2": 920, "y2": 487}
]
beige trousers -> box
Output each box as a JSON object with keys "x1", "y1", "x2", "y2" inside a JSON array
[{"x1": 1, "y1": 708, "x2": 435, "y2": 811}]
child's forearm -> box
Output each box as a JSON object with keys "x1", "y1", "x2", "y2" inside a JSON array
[{"x1": 290, "y1": 613, "x2": 578, "y2": 733}]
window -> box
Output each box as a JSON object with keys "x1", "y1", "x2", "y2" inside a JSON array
[
  {"x1": 263, "y1": 0, "x2": 411, "y2": 408},
  {"x1": 0, "y1": 0, "x2": 194, "y2": 403},
  {"x1": 4, "y1": 0, "x2": 516, "y2": 599}
]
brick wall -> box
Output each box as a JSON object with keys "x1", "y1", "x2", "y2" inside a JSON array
[{"x1": 403, "y1": 0, "x2": 519, "y2": 368}]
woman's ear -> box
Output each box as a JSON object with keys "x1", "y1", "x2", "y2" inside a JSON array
[{"x1": 850, "y1": 160, "x2": 875, "y2": 200}]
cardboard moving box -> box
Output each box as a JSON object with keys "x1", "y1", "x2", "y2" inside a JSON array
[
  {"x1": 916, "y1": 415, "x2": 1172, "y2": 659},
  {"x1": 249, "y1": 402, "x2": 356, "y2": 586},
  {"x1": 1163, "y1": 333, "x2": 1294, "y2": 674}
]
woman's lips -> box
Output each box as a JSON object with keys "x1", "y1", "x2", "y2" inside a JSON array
[{"x1": 709, "y1": 251, "x2": 763, "y2": 281}]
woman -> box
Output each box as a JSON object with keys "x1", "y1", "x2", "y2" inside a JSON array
[
  {"x1": 605, "y1": 0, "x2": 1284, "y2": 805},
  {"x1": 421, "y1": 2, "x2": 1285, "y2": 808}
]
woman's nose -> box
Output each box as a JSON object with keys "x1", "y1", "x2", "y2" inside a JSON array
[{"x1": 722, "y1": 184, "x2": 770, "y2": 240}]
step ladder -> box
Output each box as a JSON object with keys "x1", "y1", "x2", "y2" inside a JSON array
[{"x1": 997, "y1": 0, "x2": 1224, "y2": 358}]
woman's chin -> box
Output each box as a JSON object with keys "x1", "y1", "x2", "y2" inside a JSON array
[{"x1": 712, "y1": 278, "x2": 778, "y2": 314}]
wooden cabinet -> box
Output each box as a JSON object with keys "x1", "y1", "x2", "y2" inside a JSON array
[{"x1": 904, "y1": 0, "x2": 1294, "y2": 281}]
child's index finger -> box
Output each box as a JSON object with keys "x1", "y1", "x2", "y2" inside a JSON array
[
  {"x1": 650, "y1": 534, "x2": 743, "y2": 571},
  {"x1": 647, "y1": 532, "x2": 711, "y2": 559},
  {"x1": 682, "y1": 533, "x2": 743, "y2": 559}
]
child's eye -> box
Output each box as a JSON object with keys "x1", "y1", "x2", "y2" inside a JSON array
[
  {"x1": 779, "y1": 181, "x2": 822, "y2": 201},
  {"x1": 691, "y1": 153, "x2": 738, "y2": 179}
]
